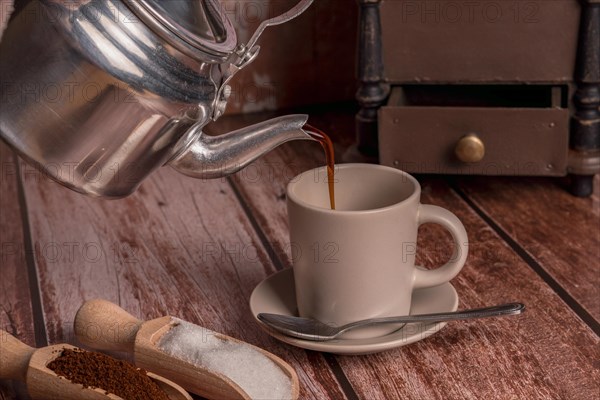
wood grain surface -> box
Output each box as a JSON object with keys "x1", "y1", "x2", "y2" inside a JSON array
[
  {"x1": 455, "y1": 175, "x2": 600, "y2": 324},
  {"x1": 0, "y1": 143, "x2": 35, "y2": 399}
]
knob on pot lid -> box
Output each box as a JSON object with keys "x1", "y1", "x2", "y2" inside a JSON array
[{"x1": 127, "y1": 0, "x2": 238, "y2": 61}]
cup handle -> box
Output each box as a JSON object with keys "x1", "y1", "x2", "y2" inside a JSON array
[{"x1": 413, "y1": 205, "x2": 469, "y2": 289}]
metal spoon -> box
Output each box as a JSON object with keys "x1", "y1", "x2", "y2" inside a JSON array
[{"x1": 258, "y1": 302, "x2": 525, "y2": 341}]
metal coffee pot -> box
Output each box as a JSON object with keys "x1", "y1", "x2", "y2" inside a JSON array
[{"x1": 0, "y1": 0, "x2": 315, "y2": 197}]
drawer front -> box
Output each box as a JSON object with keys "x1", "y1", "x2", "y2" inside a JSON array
[{"x1": 378, "y1": 106, "x2": 569, "y2": 176}]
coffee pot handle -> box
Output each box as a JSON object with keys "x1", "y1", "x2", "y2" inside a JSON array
[
  {"x1": 413, "y1": 205, "x2": 469, "y2": 289},
  {"x1": 243, "y1": 0, "x2": 314, "y2": 54},
  {"x1": 212, "y1": 0, "x2": 314, "y2": 120}
]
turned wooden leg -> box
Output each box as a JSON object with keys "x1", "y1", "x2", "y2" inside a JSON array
[
  {"x1": 348, "y1": 0, "x2": 389, "y2": 162},
  {"x1": 569, "y1": 0, "x2": 600, "y2": 197}
]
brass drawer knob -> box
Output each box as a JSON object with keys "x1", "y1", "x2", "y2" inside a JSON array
[{"x1": 455, "y1": 134, "x2": 485, "y2": 163}]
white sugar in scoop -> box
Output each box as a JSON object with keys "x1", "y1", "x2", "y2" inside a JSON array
[
  {"x1": 74, "y1": 299, "x2": 299, "y2": 400},
  {"x1": 159, "y1": 319, "x2": 293, "y2": 400}
]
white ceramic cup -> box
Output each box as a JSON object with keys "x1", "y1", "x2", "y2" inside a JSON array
[{"x1": 287, "y1": 163, "x2": 468, "y2": 339}]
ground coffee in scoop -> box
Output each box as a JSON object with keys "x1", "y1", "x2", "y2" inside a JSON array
[{"x1": 47, "y1": 348, "x2": 169, "y2": 400}]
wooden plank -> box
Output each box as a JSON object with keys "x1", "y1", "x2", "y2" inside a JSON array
[
  {"x1": 18, "y1": 153, "x2": 349, "y2": 399},
  {"x1": 227, "y1": 114, "x2": 600, "y2": 399},
  {"x1": 455, "y1": 175, "x2": 600, "y2": 323},
  {"x1": 0, "y1": 142, "x2": 36, "y2": 399}
]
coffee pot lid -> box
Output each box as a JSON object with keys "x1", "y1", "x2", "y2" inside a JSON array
[{"x1": 128, "y1": 0, "x2": 238, "y2": 61}]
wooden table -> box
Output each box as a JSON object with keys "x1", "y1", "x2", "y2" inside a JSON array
[{"x1": 1, "y1": 107, "x2": 599, "y2": 399}]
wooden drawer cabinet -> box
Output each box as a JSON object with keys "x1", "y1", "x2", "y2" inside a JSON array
[{"x1": 353, "y1": 0, "x2": 600, "y2": 196}]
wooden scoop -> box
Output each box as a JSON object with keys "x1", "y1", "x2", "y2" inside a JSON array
[
  {"x1": 74, "y1": 299, "x2": 300, "y2": 400},
  {"x1": 0, "y1": 330, "x2": 191, "y2": 400}
]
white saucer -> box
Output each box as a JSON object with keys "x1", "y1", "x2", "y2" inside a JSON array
[{"x1": 249, "y1": 268, "x2": 459, "y2": 355}]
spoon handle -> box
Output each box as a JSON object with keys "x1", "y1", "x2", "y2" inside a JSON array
[
  {"x1": 74, "y1": 299, "x2": 143, "y2": 353},
  {"x1": 342, "y1": 303, "x2": 525, "y2": 331},
  {"x1": 0, "y1": 330, "x2": 35, "y2": 381}
]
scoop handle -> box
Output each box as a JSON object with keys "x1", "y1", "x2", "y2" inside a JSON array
[
  {"x1": 0, "y1": 330, "x2": 35, "y2": 381},
  {"x1": 74, "y1": 299, "x2": 142, "y2": 353}
]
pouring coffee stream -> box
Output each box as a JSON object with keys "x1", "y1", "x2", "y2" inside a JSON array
[{"x1": 303, "y1": 124, "x2": 336, "y2": 210}]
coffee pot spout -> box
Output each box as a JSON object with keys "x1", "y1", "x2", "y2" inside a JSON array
[{"x1": 169, "y1": 115, "x2": 315, "y2": 179}]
